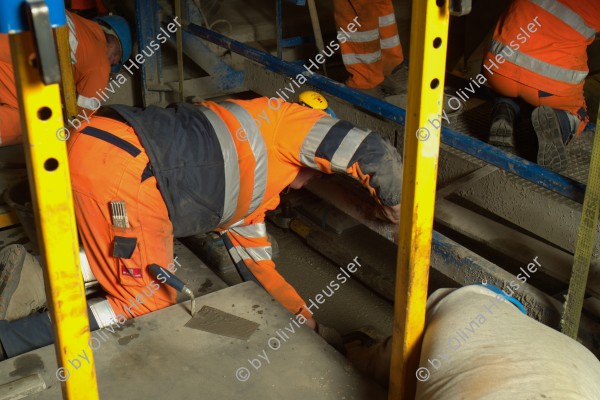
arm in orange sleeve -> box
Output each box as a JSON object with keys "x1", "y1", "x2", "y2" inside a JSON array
[
  {"x1": 67, "y1": 11, "x2": 111, "y2": 112},
  {"x1": 225, "y1": 219, "x2": 312, "y2": 320},
  {"x1": 276, "y1": 102, "x2": 403, "y2": 207}
]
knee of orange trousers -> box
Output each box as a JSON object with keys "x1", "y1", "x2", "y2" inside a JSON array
[
  {"x1": 486, "y1": 72, "x2": 586, "y2": 111},
  {"x1": 485, "y1": 72, "x2": 526, "y2": 99},
  {"x1": 0, "y1": 106, "x2": 23, "y2": 146}
]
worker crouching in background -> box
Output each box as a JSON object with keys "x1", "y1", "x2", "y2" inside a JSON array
[
  {"x1": 0, "y1": 11, "x2": 132, "y2": 146},
  {"x1": 333, "y1": 0, "x2": 408, "y2": 98},
  {"x1": 0, "y1": 96, "x2": 402, "y2": 358},
  {"x1": 485, "y1": 0, "x2": 599, "y2": 172}
]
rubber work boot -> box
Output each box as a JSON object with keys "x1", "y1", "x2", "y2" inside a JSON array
[
  {"x1": 489, "y1": 102, "x2": 517, "y2": 147},
  {"x1": 0, "y1": 245, "x2": 46, "y2": 321},
  {"x1": 532, "y1": 106, "x2": 573, "y2": 172},
  {"x1": 382, "y1": 63, "x2": 409, "y2": 95}
]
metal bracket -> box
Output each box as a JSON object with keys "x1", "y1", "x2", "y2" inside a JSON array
[
  {"x1": 25, "y1": 0, "x2": 61, "y2": 84},
  {"x1": 450, "y1": 0, "x2": 472, "y2": 16}
]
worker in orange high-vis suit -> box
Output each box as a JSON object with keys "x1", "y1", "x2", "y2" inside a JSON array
[
  {"x1": 0, "y1": 97, "x2": 402, "y2": 359},
  {"x1": 333, "y1": 0, "x2": 408, "y2": 97},
  {"x1": 484, "y1": 0, "x2": 599, "y2": 172},
  {"x1": 0, "y1": 11, "x2": 131, "y2": 146}
]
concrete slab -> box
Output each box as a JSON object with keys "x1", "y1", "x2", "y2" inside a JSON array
[
  {"x1": 0, "y1": 283, "x2": 385, "y2": 400},
  {"x1": 172, "y1": 239, "x2": 229, "y2": 302}
]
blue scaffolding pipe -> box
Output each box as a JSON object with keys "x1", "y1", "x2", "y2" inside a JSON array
[{"x1": 186, "y1": 23, "x2": 587, "y2": 204}]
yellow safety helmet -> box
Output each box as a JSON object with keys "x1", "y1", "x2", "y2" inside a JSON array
[{"x1": 298, "y1": 91, "x2": 337, "y2": 117}]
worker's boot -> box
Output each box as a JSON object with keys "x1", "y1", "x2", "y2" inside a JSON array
[
  {"x1": 532, "y1": 106, "x2": 577, "y2": 172},
  {"x1": 489, "y1": 100, "x2": 518, "y2": 147},
  {"x1": 0, "y1": 245, "x2": 46, "y2": 321},
  {"x1": 382, "y1": 62, "x2": 409, "y2": 95}
]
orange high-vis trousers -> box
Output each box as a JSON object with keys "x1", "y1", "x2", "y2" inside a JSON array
[
  {"x1": 486, "y1": 70, "x2": 589, "y2": 135},
  {"x1": 67, "y1": 116, "x2": 177, "y2": 319},
  {"x1": 333, "y1": 0, "x2": 404, "y2": 89}
]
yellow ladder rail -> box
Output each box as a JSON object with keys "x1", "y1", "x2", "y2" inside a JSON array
[
  {"x1": 8, "y1": 3, "x2": 99, "y2": 398},
  {"x1": 388, "y1": 0, "x2": 451, "y2": 398}
]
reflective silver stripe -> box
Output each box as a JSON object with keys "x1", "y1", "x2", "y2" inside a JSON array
[
  {"x1": 220, "y1": 102, "x2": 268, "y2": 216},
  {"x1": 231, "y1": 223, "x2": 267, "y2": 239},
  {"x1": 198, "y1": 107, "x2": 240, "y2": 225},
  {"x1": 77, "y1": 95, "x2": 100, "y2": 110},
  {"x1": 341, "y1": 50, "x2": 381, "y2": 65},
  {"x1": 379, "y1": 13, "x2": 396, "y2": 27},
  {"x1": 529, "y1": 0, "x2": 595, "y2": 39},
  {"x1": 380, "y1": 35, "x2": 401, "y2": 49},
  {"x1": 66, "y1": 14, "x2": 78, "y2": 64},
  {"x1": 79, "y1": 245, "x2": 97, "y2": 283},
  {"x1": 330, "y1": 127, "x2": 371, "y2": 173},
  {"x1": 227, "y1": 246, "x2": 243, "y2": 263},
  {"x1": 228, "y1": 219, "x2": 246, "y2": 228},
  {"x1": 88, "y1": 298, "x2": 118, "y2": 329},
  {"x1": 490, "y1": 39, "x2": 588, "y2": 84},
  {"x1": 341, "y1": 28, "x2": 378, "y2": 43},
  {"x1": 299, "y1": 117, "x2": 339, "y2": 168},
  {"x1": 235, "y1": 245, "x2": 272, "y2": 261}
]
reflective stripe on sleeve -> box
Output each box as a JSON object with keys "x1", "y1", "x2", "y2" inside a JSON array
[
  {"x1": 330, "y1": 127, "x2": 371, "y2": 173},
  {"x1": 299, "y1": 117, "x2": 339, "y2": 168}
]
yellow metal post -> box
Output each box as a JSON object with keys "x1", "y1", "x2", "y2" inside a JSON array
[
  {"x1": 10, "y1": 27, "x2": 99, "y2": 400},
  {"x1": 55, "y1": 25, "x2": 78, "y2": 121},
  {"x1": 388, "y1": 1, "x2": 450, "y2": 399}
]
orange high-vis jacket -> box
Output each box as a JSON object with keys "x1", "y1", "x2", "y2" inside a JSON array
[
  {"x1": 108, "y1": 98, "x2": 403, "y2": 319},
  {"x1": 485, "y1": 0, "x2": 600, "y2": 97},
  {"x1": 0, "y1": 11, "x2": 110, "y2": 145}
]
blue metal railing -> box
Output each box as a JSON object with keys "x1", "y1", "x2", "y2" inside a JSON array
[{"x1": 186, "y1": 23, "x2": 587, "y2": 204}]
